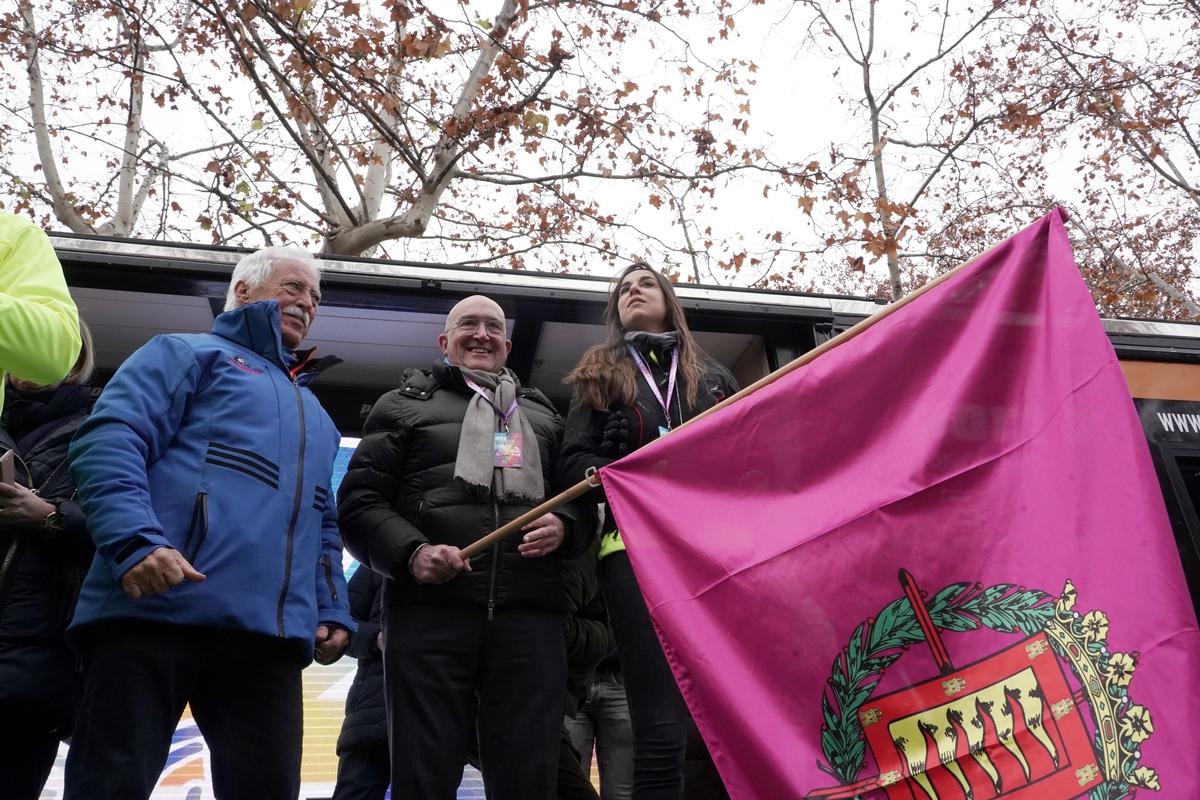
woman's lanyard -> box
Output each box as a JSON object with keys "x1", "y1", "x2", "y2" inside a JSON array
[
  {"x1": 462, "y1": 377, "x2": 518, "y2": 431},
  {"x1": 627, "y1": 344, "x2": 678, "y2": 431}
]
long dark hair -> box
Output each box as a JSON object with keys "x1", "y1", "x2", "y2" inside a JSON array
[{"x1": 566, "y1": 263, "x2": 708, "y2": 411}]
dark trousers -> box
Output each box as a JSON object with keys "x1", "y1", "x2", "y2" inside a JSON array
[
  {"x1": 64, "y1": 620, "x2": 305, "y2": 800},
  {"x1": 333, "y1": 743, "x2": 391, "y2": 800},
  {"x1": 605, "y1": 552, "x2": 688, "y2": 800},
  {"x1": 468, "y1": 724, "x2": 597, "y2": 800},
  {"x1": 384, "y1": 604, "x2": 566, "y2": 800},
  {"x1": 0, "y1": 704, "x2": 61, "y2": 800}
]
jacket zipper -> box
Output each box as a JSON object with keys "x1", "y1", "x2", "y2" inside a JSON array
[
  {"x1": 191, "y1": 493, "x2": 210, "y2": 564},
  {"x1": 0, "y1": 535, "x2": 21, "y2": 616},
  {"x1": 181, "y1": 491, "x2": 209, "y2": 564},
  {"x1": 276, "y1": 377, "x2": 307, "y2": 637},
  {"x1": 487, "y1": 497, "x2": 500, "y2": 621},
  {"x1": 321, "y1": 554, "x2": 338, "y2": 604}
]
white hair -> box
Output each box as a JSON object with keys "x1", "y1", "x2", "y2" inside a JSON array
[{"x1": 224, "y1": 247, "x2": 322, "y2": 311}]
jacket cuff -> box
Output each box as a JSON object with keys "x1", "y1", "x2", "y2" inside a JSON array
[
  {"x1": 319, "y1": 611, "x2": 358, "y2": 633},
  {"x1": 555, "y1": 501, "x2": 598, "y2": 560},
  {"x1": 110, "y1": 537, "x2": 172, "y2": 581},
  {"x1": 407, "y1": 542, "x2": 429, "y2": 574},
  {"x1": 349, "y1": 620, "x2": 383, "y2": 660},
  {"x1": 362, "y1": 518, "x2": 427, "y2": 581},
  {"x1": 552, "y1": 513, "x2": 580, "y2": 559}
]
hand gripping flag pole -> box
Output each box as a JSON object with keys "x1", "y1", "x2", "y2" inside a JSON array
[{"x1": 458, "y1": 467, "x2": 601, "y2": 559}]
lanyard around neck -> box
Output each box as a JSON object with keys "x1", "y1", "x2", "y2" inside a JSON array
[
  {"x1": 627, "y1": 344, "x2": 678, "y2": 428},
  {"x1": 462, "y1": 377, "x2": 519, "y2": 431}
]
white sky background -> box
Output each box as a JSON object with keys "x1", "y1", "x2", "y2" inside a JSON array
[
  {"x1": 371, "y1": 0, "x2": 847, "y2": 281},
  {"x1": 6, "y1": 0, "x2": 1197, "y2": 296},
  {"x1": 369, "y1": 0, "x2": 1199, "y2": 290},
  {"x1": 1, "y1": 0, "x2": 895, "y2": 285}
]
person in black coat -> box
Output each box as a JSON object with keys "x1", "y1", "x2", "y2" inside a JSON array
[
  {"x1": 338, "y1": 295, "x2": 595, "y2": 800},
  {"x1": 0, "y1": 321, "x2": 94, "y2": 800},
  {"x1": 333, "y1": 566, "x2": 388, "y2": 800},
  {"x1": 560, "y1": 264, "x2": 738, "y2": 800}
]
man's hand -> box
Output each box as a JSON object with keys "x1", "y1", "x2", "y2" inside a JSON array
[
  {"x1": 518, "y1": 513, "x2": 565, "y2": 558},
  {"x1": 314, "y1": 625, "x2": 350, "y2": 665},
  {"x1": 120, "y1": 547, "x2": 206, "y2": 600},
  {"x1": 411, "y1": 544, "x2": 471, "y2": 585}
]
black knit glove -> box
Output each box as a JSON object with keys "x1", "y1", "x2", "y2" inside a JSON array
[{"x1": 599, "y1": 409, "x2": 634, "y2": 458}]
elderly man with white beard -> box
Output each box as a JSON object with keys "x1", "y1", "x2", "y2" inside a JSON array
[{"x1": 62, "y1": 247, "x2": 355, "y2": 800}]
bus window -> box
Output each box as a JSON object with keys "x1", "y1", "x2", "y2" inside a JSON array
[{"x1": 1151, "y1": 448, "x2": 1200, "y2": 621}]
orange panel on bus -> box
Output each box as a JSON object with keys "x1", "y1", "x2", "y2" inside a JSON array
[{"x1": 1120, "y1": 360, "x2": 1200, "y2": 402}]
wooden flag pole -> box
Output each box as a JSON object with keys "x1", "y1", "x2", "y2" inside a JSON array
[
  {"x1": 458, "y1": 229, "x2": 1014, "y2": 559},
  {"x1": 459, "y1": 468, "x2": 601, "y2": 559}
]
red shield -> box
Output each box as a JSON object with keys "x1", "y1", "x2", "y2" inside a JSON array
[{"x1": 860, "y1": 632, "x2": 1102, "y2": 800}]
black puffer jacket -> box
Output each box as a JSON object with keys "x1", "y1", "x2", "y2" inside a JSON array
[
  {"x1": 0, "y1": 384, "x2": 92, "y2": 732},
  {"x1": 336, "y1": 566, "x2": 386, "y2": 753},
  {"x1": 560, "y1": 343, "x2": 739, "y2": 534},
  {"x1": 338, "y1": 361, "x2": 594, "y2": 612}
]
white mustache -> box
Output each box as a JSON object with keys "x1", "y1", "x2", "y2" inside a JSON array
[{"x1": 281, "y1": 305, "x2": 310, "y2": 328}]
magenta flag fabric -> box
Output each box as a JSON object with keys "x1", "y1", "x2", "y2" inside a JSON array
[{"x1": 599, "y1": 209, "x2": 1200, "y2": 800}]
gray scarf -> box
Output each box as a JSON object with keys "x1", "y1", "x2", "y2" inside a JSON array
[{"x1": 453, "y1": 366, "x2": 545, "y2": 503}]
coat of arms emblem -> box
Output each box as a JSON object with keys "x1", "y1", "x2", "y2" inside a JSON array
[{"x1": 806, "y1": 570, "x2": 1157, "y2": 799}]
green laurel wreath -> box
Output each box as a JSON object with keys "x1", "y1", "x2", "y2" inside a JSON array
[{"x1": 817, "y1": 580, "x2": 1157, "y2": 800}]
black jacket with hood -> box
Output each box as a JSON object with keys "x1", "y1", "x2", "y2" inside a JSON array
[
  {"x1": 338, "y1": 361, "x2": 595, "y2": 613},
  {"x1": 0, "y1": 384, "x2": 92, "y2": 732},
  {"x1": 560, "y1": 340, "x2": 739, "y2": 537}
]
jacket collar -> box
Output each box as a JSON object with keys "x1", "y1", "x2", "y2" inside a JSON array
[
  {"x1": 212, "y1": 300, "x2": 340, "y2": 384},
  {"x1": 431, "y1": 359, "x2": 521, "y2": 394},
  {"x1": 432, "y1": 359, "x2": 470, "y2": 393}
]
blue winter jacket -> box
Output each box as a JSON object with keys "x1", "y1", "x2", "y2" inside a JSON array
[{"x1": 67, "y1": 300, "x2": 355, "y2": 656}]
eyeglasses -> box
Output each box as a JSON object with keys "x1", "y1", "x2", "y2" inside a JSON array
[{"x1": 450, "y1": 317, "x2": 506, "y2": 336}]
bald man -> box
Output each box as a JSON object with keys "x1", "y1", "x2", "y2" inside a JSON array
[{"x1": 338, "y1": 296, "x2": 594, "y2": 800}]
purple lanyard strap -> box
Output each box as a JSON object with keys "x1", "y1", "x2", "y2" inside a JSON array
[
  {"x1": 463, "y1": 378, "x2": 519, "y2": 431},
  {"x1": 627, "y1": 344, "x2": 678, "y2": 429}
]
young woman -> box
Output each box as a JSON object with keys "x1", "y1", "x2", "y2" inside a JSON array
[{"x1": 561, "y1": 263, "x2": 738, "y2": 799}]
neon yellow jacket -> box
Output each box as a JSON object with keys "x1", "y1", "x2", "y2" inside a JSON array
[{"x1": 0, "y1": 213, "x2": 81, "y2": 407}]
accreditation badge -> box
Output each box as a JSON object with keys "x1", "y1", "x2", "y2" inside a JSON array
[{"x1": 494, "y1": 431, "x2": 524, "y2": 467}]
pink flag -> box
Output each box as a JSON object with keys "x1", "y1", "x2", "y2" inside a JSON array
[{"x1": 599, "y1": 209, "x2": 1200, "y2": 799}]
